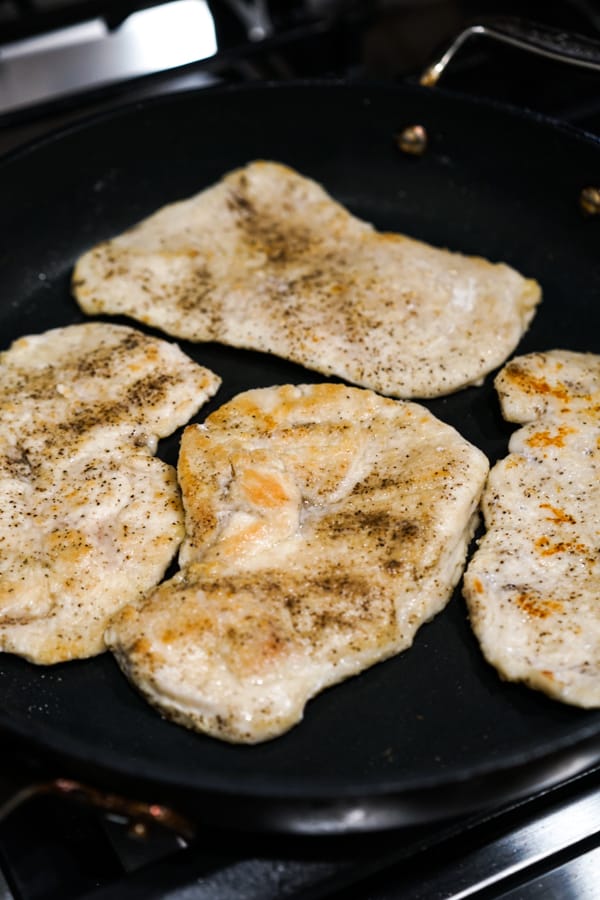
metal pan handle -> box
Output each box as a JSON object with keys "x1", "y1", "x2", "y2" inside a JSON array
[
  {"x1": 0, "y1": 770, "x2": 196, "y2": 842},
  {"x1": 420, "y1": 16, "x2": 600, "y2": 87}
]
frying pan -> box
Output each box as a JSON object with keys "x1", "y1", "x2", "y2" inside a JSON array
[{"x1": 1, "y1": 79, "x2": 599, "y2": 834}]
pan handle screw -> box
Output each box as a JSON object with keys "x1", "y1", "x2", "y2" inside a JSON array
[
  {"x1": 579, "y1": 186, "x2": 600, "y2": 217},
  {"x1": 395, "y1": 125, "x2": 428, "y2": 157}
]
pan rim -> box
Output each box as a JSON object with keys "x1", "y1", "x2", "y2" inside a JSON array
[{"x1": 2, "y1": 77, "x2": 600, "y2": 172}]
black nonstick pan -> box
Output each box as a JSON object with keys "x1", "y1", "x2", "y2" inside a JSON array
[{"x1": 1, "y1": 80, "x2": 599, "y2": 834}]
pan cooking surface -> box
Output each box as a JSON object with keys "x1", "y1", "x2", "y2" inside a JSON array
[{"x1": 1, "y1": 82, "x2": 599, "y2": 826}]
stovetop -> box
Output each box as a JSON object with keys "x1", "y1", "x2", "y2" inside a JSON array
[
  {"x1": 1, "y1": 2, "x2": 600, "y2": 898},
  {"x1": 2, "y1": 0, "x2": 600, "y2": 151},
  {"x1": 2, "y1": 753, "x2": 600, "y2": 899}
]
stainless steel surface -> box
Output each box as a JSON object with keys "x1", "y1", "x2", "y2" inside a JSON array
[
  {"x1": 375, "y1": 773, "x2": 600, "y2": 899},
  {"x1": 420, "y1": 16, "x2": 600, "y2": 86},
  {"x1": 0, "y1": 0, "x2": 217, "y2": 115},
  {"x1": 500, "y1": 846, "x2": 600, "y2": 900}
]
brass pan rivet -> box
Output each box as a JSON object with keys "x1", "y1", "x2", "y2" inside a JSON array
[
  {"x1": 579, "y1": 186, "x2": 600, "y2": 217},
  {"x1": 395, "y1": 125, "x2": 428, "y2": 157},
  {"x1": 129, "y1": 821, "x2": 149, "y2": 839}
]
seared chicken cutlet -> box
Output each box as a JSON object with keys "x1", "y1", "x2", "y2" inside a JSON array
[
  {"x1": 0, "y1": 322, "x2": 220, "y2": 664},
  {"x1": 107, "y1": 383, "x2": 488, "y2": 742},
  {"x1": 73, "y1": 161, "x2": 540, "y2": 399},
  {"x1": 464, "y1": 351, "x2": 600, "y2": 706}
]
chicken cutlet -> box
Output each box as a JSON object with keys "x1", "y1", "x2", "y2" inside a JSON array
[
  {"x1": 72, "y1": 161, "x2": 541, "y2": 399},
  {"x1": 463, "y1": 350, "x2": 600, "y2": 706},
  {"x1": 0, "y1": 322, "x2": 220, "y2": 664},
  {"x1": 107, "y1": 383, "x2": 489, "y2": 742}
]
